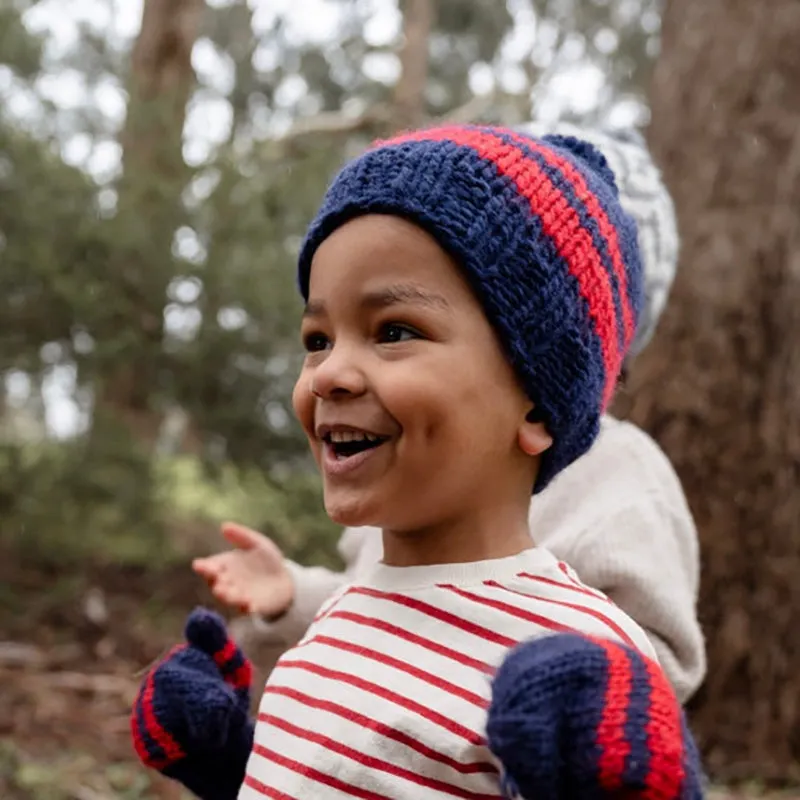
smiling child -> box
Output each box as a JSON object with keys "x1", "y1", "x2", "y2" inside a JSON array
[{"x1": 235, "y1": 125, "x2": 661, "y2": 799}]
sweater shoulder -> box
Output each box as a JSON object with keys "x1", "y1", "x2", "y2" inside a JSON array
[
  {"x1": 595, "y1": 416, "x2": 680, "y2": 488},
  {"x1": 537, "y1": 416, "x2": 686, "y2": 514}
]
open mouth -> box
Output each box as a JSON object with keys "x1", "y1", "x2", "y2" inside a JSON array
[{"x1": 323, "y1": 431, "x2": 389, "y2": 459}]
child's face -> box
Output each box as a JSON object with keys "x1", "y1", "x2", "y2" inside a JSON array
[{"x1": 293, "y1": 215, "x2": 540, "y2": 532}]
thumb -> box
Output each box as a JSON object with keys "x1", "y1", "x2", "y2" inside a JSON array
[
  {"x1": 221, "y1": 521, "x2": 268, "y2": 552},
  {"x1": 184, "y1": 607, "x2": 230, "y2": 655},
  {"x1": 185, "y1": 607, "x2": 253, "y2": 699}
]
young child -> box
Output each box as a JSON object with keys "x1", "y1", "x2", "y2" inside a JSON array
[
  {"x1": 195, "y1": 124, "x2": 704, "y2": 704},
  {"x1": 133, "y1": 125, "x2": 704, "y2": 799}
]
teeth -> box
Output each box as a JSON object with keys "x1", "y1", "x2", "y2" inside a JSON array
[{"x1": 328, "y1": 431, "x2": 378, "y2": 443}]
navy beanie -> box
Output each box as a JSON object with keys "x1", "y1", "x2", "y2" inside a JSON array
[{"x1": 298, "y1": 125, "x2": 644, "y2": 492}]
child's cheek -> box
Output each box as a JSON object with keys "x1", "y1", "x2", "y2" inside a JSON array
[{"x1": 291, "y1": 371, "x2": 316, "y2": 436}]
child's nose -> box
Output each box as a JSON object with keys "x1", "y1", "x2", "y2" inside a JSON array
[{"x1": 310, "y1": 344, "x2": 367, "y2": 399}]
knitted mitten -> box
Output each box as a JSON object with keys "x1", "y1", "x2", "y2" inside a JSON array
[
  {"x1": 130, "y1": 607, "x2": 254, "y2": 800},
  {"x1": 487, "y1": 633, "x2": 705, "y2": 800}
]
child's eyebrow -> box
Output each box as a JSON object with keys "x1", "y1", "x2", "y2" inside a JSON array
[
  {"x1": 362, "y1": 284, "x2": 451, "y2": 311},
  {"x1": 303, "y1": 284, "x2": 450, "y2": 319}
]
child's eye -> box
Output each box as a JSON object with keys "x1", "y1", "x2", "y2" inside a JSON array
[
  {"x1": 303, "y1": 331, "x2": 330, "y2": 352},
  {"x1": 378, "y1": 323, "x2": 421, "y2": 344}
]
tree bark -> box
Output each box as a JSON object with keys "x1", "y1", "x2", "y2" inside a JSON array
[
  {"x1": 100, "y1": 0, "x2": 204, "y2": 423},
  {"x1": 392, "y1": 0, "x2": 434, "y2": 131},
  {"x1": 630, "y1": 1, "x2": 800, "y2": 782},
  {"x1": 122, "y1": 0, "x2": 204, "y2": 179}
]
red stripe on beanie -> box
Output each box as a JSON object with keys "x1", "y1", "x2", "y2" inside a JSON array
[
  {"x1": 505, "y1": 130, "x2": 636, "y2": 354},
  {"x1": 381, "y1": 127, "x2": 621, "y2": 405}
]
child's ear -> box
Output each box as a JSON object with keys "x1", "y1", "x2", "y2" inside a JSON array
[{"x1": 519, "y1": 408, "x2": 552, "y2": 457}]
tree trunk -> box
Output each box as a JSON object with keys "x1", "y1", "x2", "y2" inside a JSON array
[
  {"x1": 629, "y1": 1, "x2": 800, "y2": 782},
  {"x1": 101, "y1": 0, "x2": 204, "y2": 419},
  {"x1": 392, "y1": 0, "x2": 434, "y2": 131},
  {"x1": 122, "y1": 0, "x2": 204, "y2": 172}
]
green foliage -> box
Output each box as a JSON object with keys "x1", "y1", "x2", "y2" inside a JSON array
[
  {"x1": 0, "y1": 431, "x2": 167, "y2": 568},
  {"x1": 0, "y1": 435, "x2": 338, "y2": 569},
  {"x1": 0, "y1": 121, "x2": 100, "y2": 374},
  {"x1": 157, "y1": 454, "x2": 340, "y2": 567},
  {"x1": 0, "y1": 4, "x2": 44, "y2": 79}
]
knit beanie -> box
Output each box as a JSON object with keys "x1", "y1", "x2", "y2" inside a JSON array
[
  {"x1": 518, "y1": 122, "x2": 679, "y2": 357},
  {"x1": 297, "y1": 125, "x2": 644, "y2": 492}
]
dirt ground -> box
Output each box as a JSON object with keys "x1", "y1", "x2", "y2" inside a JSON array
[
  {"x1": 0, "y1": 549, "x2": 286, "y2": 800},
  {"x1": 1, "y1": 551, "x2": 797, "y2": 800}
]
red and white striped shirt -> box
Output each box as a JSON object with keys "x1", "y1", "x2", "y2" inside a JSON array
[{"x1": 240, "y1": 547, "x2": 656, "y2": 800}]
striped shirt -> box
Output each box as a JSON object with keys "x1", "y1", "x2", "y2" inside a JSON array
[{"x1": 239, "y1": 547, "x2": 656, "y2": 800}]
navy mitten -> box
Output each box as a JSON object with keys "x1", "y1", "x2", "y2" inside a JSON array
[
  {"x1": 487, "y1": 634, "x2": 705, "y2": 799},
  {"x1": 130, "y1": 607, "x2": 254, "y2": 800}
]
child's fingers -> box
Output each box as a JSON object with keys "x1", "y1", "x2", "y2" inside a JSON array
[
  {"x1": 215, "y1": 592, "x2": 252, "y2": 615},
  {"x1": 192, "y1": 557, "x2": 221, "y2": 578},
  {"x1": 221, "y1": 521, "x2": 266, "y2": 551},
  {"x1": 209, "y1": 578, "x2": 251, "y2": 612}
]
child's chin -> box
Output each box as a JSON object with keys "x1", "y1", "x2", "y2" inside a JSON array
[{"x1": 324, "y1": 492, "x2": 381, "y2": 528}]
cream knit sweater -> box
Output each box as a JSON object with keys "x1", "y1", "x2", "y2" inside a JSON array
[{"x1": 251, "y1": 415, "x2": 705, "y2": 703}]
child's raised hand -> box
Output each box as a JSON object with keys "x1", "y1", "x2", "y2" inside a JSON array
[{"x1": 192, "y1": 522, "x2": 295, "y2": 619}]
